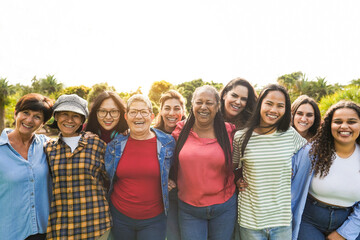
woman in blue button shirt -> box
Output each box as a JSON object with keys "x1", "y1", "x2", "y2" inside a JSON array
[{"x1": 0, "y1": 93, "x2": 53, "y2": 240}]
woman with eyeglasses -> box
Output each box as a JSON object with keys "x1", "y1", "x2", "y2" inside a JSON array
[
  {"x1": 85, "y1": 91, "x2": 128, "y2": 143},
  {"x1": 105, "y1": 94, "x2": 175, "y2": 240}
]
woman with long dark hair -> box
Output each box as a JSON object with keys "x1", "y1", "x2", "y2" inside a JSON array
[
  {"x1": 172, "y1": 85, "x2": 236, "y2": 240},
  {"x1": 297, "y1": 101, "x2": 360, "y2": 240},
  {"x1": 85, "y1": 91, "x2": 128, "y2": 143},
  {"x1": 220, "y1": 77, "x2": 257, "y2": 129},
  {"x1": 232, "y1": 84, "x2": 307, "y2": 239}
]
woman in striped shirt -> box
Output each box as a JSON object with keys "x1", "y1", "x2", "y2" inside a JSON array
[{"x1": 232, "y1": 84, "x2": 307, "y2": 240}]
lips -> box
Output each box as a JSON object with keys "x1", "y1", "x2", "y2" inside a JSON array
[
  {"x1": 266, "y1": 113, "x2": 278, "y2": 120},
  {"x1": 21, "y1": 123, "x2": 33, "y2": 129},
  {"x1": 298, "y1": 122, "x2": 308, "y2": 126},
  {"x1": 230, "y1": 104, "x2": 241, "y2": 110},
  {"x1": 339, "y1": 131, "x2": 351, "y2": 137}
]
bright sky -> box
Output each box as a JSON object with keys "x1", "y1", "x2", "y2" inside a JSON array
[{"x1": 1, "y1": 0, "x2": 360, "y2": 95}]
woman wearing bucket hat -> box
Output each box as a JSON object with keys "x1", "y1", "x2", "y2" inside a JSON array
[{"x1": 46, "y1": 94, "x2": 111, "y2": 240}]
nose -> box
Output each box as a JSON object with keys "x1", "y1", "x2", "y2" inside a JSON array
[
  {"x1": 169, "y1": 109, "x2": 175, "y2": 115},
  {"x1": 300, "y1": 115, "x2": 307, "y2": 121},
  {"x1": 235, "y1": 98, "x2": 241, "y2": 105}
]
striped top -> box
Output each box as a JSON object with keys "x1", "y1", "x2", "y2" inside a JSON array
[{"x1": 233, "y1": 127, "x2": 306, "y2": 229}]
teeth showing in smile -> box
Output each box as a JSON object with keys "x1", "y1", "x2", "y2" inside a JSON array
[
  {"x1": 166, "y1": 118, "x2": 177, "y2": 122},
  {"x1": 267, "y1": 114, "x2": 278, "y2": 119},
  {"x1": 339, "y1": 131, "x2": 351, "y2": 136},
  {"x1": 64, "y1": 124, "x2": 75, "y2": 128},
  {"x1": 230, "y1": 104, "x2": 240, "y2": 110},
  {"x1": 134, "y1": 121, "x2": 144, "y2": 125},
  {"x1": 22, "y1": 123, "x2": 32, "y2": 129},
  {"x1": 199, "y1": 112, "x2": 209, "y2": 116},
  {"x1": 298, "y1": 122, "x2": 308, "y2": 126},
  {"x1": 104, "y1": 121, "x2": 113, "y2": 124}
]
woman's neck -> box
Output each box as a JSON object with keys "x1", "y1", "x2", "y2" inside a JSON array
[
  {"x1": 335, "y1": 142, "x2": 356, "y2": 158},
  {"x1": 254, "y1": 126, "x2": 276, "y2": 135},
  {"x1": 193, "y1": 121, "x2": 215, "y2": 138},
  {"x1": 130, "y1": 130, "x2": 155, "y2": 140},
  {"x1": 8, "y1": 130, "x2": 33, "y2": 145}
]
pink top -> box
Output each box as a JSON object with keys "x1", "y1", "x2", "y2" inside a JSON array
[{"x1": 172, "y1": 121, "x2": 236, "y2": 207}]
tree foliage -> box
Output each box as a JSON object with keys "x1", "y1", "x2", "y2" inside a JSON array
[
  {"x1": 62, "y1": 85, "x2": 91, "y2": 99},
  {"x1": 318, "y1": 86, "x2": 360, "y2": 116},
  {"x1": 0, "y1": 78, "x2": 15, "y2": 131},
  {"x1": 87, "y1": 82, "x2": 116, "y2": 107},
  {"x1": 31, "y1": 75, "x2": 63, "y2": 98}
]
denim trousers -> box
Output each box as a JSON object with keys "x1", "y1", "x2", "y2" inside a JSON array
[
  {"x1": 166, "y1": 188, "x2": 181, "y2": 240},
  {"x1": 109, "y1": 202, "x2": 167, "y2": 240},
  {"x1": 298, "y1": 196, "x2": 360, "y2": 240},
  {"x1": 239, "y1": 225, "x2": 291, "y2": 240},
  {"x1": 178, "y1": 193, "x2": 237, "y2": 240}
]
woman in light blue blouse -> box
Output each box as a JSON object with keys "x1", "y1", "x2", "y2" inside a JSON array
[{"x1": 0, "y1": 93, "x2": 53, "y2": 240}]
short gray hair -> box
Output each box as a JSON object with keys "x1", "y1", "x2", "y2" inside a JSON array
[
  {"x1": 192, "y1": 85, "x2": 220, "y2": 106},
  {"x1": 127, "y1": 94, "x2": 153, "y2": 111}
]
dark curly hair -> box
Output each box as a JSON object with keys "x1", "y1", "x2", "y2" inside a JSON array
[{"x1": 310, "y1": 100, "x2": 360, "y2": 178}]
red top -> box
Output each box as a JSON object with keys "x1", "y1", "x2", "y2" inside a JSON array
[
  {"x1": 172, "y1": 121, "x2": 236, "y2": 207},
  {"x1": 110, "y1": 136, "x2": 163, "y2": 219}
]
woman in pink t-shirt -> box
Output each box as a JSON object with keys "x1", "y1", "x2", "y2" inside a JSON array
[{"x1": 172, "y1": 85, "x2": 236, "y2": 240}]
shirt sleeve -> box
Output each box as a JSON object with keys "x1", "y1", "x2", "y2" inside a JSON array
[
  {"x1": 291, "y1": 144, "x2": 313, "y2": 240},
  {"x1": 291, "y1": 127, "x2": 307, "y2": 153},
  {"x1": 232, "y1": 130, "x2": 243, "y2": 168},
  {"x1": 337, "y1": 201, "x2": 360, "y2": 240}
]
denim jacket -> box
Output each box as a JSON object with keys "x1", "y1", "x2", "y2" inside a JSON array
[
  {"x1": 291, "y1": 144, "x2": 360, "y2": 240},
  {"x1": 104, "y1": 128, "x2": 175, "y2": 215}
]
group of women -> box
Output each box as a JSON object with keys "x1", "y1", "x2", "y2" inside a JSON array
[{"x1": 0, "y1": 77, "x2": 359, "y2": 240}]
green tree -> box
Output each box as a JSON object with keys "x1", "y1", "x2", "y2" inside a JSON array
[
  {"x1": 0, "y1": 78, "x2": 15, "y2": 131},
  {"x1": 87, "y1": 83, "x2": 116, "y2": 109},
  {"x1": 31, "y1": 75, "x2": 63, "y2": 98},
  {"x1": 318, "y1": 86, "x2": 360, "y2": 116},
  {"x1": 148, "y1": 80, "x2": 173, "y2": 115},
  {"x1": 62, "y1": 85, "x2": 91, "y2": 99},
  {"x1": 148, "y1": 80, "x2": 173, "y2": 104},
  {"x1": 175, "y1": 79, "x2": 223, "y2": 113},
  {"x1": 349, "y1": 78, "x2": 360, "y2": 86}
]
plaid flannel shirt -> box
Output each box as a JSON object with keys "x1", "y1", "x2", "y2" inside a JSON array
[{"x1": 45, "y1": 132, "x2": 111, "y2": 240}]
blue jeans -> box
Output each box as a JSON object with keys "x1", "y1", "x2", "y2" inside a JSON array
[
  {"x1": 166, "y1": 189, "x2": 181, "y2": 240},
  {"x1": 239, "y1": 225, "x2": 291, "y2": 240},
  {"x1": 109, "y1": 202, "x2": 166, "y2": 240},
  {"x1": 178, "y1": 193, "x2": 237, "y2": 240},
  {"x1": 298, "y1": 196, "x2": 360, "y2": 240}
]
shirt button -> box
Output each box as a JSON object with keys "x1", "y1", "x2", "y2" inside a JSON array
[
  {"x1": 32, "y1": 205, "x2": 34, "y2": 208},
  {"x1": 68, "y1": 189, "x2": 72, "y2": 193},
  {"x1": 31, "y1": 192, "x2": 34, "y2": 196},
  {"x1": 30, "y1": 179, "x2": 34, "y2": 182}
]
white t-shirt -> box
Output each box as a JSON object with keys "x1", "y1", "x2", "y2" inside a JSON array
[
  {"x1": 62, "y1": 135, "x2": 81, "y2": 152},
  {"x1": 310, "y1": 143, "x2": 360, "y2": 207}
]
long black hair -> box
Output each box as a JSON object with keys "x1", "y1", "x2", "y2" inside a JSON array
[
  {"x1": 240, "y1": 84, "x2": 291, "y2": 157},
  {"x1": 174, "y1": 85, "x2": 233, "y2": 188},
  {"x1": 85, "y1": 91, "x2": 128, "y2": 135},
  {"x1": 220, "y1": 77, "x2": 258, "y2": 129}
]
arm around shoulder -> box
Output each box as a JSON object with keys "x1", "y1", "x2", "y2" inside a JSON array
[{"x1": 336, "y1": 201, "x2": 360, "y2": 240}]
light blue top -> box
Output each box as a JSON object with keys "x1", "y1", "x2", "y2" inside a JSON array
[
  {"x1": 105, "y1": 127, "x2": 175, "y2": 215},
  {"x1": 0, "y1": 129, "x2": 51, "y2": 239},
  {"x1": 291, "y1": 144, "x2": 360, "y2": 240}
]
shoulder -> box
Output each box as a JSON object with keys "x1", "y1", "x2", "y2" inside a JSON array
[
  {"x1": 172, "y1": 120, "x2": 186, "y2": 140},
  {"x1": 153, "y1": 128, "x2": 175, "y2": 146}
]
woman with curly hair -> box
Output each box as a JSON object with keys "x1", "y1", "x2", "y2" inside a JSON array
[
  {"x1": 291, "y1": 95, "x2": 321, "y2": 141},
  {"x1": 298, "y1": 101, "x2": 360, "y2": 240}
]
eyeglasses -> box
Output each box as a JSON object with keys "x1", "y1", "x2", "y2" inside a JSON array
[
  {"x1": 128, "y1": 109, "x2": 151, "y2": 117},
  {"x1": 97, "y1": 109, "x2": 120, "y2": 118}
]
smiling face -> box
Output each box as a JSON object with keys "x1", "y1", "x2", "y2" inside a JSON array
[
  {"x1": 160, "y1": 98, "x2": 184, "y2": 133},
  {"x1": 294, "y1": 103, "x2": 315, "y2": 137},
  {"x1": 223, "y1": 85, "x2": 248, "y2": 120},
  {"x1": 331, "y1": 108, "x2": 360, "y2": 147},
  {"x1": 55, "y1": 111, "x2": 84, "y2": 137},
  {"x1": 14, "y1": 110, "x2": 44, "y2": 136},
  {"x1": 259, "y1": 90, "x2": 286, "y2": 132},
  {"x1": 97, "y1": 98, "x2": 121, "y2": 131},
  {"x1": 192, "y1": 89, "x2": 219, "y2": 127},
  {"x1": 125, "y1": 101, "x2": 154, "y2": 138}
]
